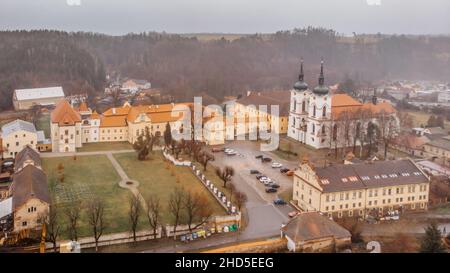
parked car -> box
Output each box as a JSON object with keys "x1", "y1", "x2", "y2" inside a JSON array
[
  {"x1": 288, "y1": 211, "x2": 300, "y2": 218},
  {"x1": 280, "y1": 168, "x2": 290, "y2": 173},
  {"x1": 262, "y1": 157, "x2": 272, "y2": 163},
  {"x1": 225, "y1": 149, "x2": 237, "y2": 156},
  {"x1": 271, "y1": 162, "x2": 283, "y2": 168},
  {"x1": 266, "y1": 188, "x2": 278, "y2": 193},
  {"x1": 256, "y1": 174, "x2": 265, "y2": 180},
  {"x1": 270, "y1": 183, "x2": 280, "y2": 189},
  {"x1": 273, "y1": 198, "x2": 287, "y2": 205},
  {"x1": 250, "y1": 169, "x2": 260, "y2": 174},
  {"x1": 286, "y1": 171, "x2": 294, "y2": 176},
  {"x1": 255, "y1": 155, "x2": 263, "y2": 159},
  {"x1": 259, "y1": 177, "x2": 270, "y2": 183}
]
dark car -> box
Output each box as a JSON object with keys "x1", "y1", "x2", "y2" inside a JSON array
[
  {"x1": 262, "y1": 157, "x2": 272, "y2": 163},
  {"x1": 255, "y1": 155, "x2": 263, "y2": 159},
  {"x1": 256, "y1": 174, "x2": 265, "y2": 180},
  {"x1": 266, "y1": 188, "x2": 278, "y2": 193},
  {"x1": 270, "y1": 183, "x2": 280, "y2": 189},
  {"x1": 250, "y1": 169, "x2": 260, "y2": 174},
  {"x1": 280, "y1": 168, "x2": 290, "y2": 173},
  {"x1": 273, "y1": 198, "x2": 287, "y2": 205}
]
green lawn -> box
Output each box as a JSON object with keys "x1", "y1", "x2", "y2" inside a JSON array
[
  {"x1": 113, "y1": 152, "x2": 227, "y2": 224},
  {"x1": 404, "y1": 110, "x2": 450, "y2": 130},
  {"x1": 35, "y1": 113, "x2": 51, "y2": 138},
  {"x1": 76, "y1": 142, "x2": 133, "y2": 152},
  {"x1": 42, "y1": 155, "x2": 137, "y2": 239}
]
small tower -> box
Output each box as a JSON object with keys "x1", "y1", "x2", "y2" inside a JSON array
[
  {"x1": 372, "y1": 88, "x2": 378, "y2": 105},
  {"x1": 294, "y1": 59, "x2": 308, "y2": 91},
  {"x1": 313, "y1": 59, "x2": 330, "y2": 95}
]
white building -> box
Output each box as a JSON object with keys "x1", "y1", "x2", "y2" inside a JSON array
[
  {"x1": 13, "y1": 87, "x2": 65, "y2": 110},
  {"x1": 287, "y1": 60, "x2": 398, "y2": 149},
  {"x1": 0, "y1": 120, "x2": 43, "y2": 158}
]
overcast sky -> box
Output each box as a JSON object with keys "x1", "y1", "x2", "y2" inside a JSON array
[{"x1": 0, "y1": 0, "x2": 449, "y2": 35}]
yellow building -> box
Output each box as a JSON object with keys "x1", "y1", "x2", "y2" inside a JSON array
[
  {"x1": 292, "y1": 158, "x2": 430, "y2": 219},
  {"x1": 1, "y1": 120, "x2": 40, "y2": 158},
  {"x1": 231, "y1": 91, "x2": 290, "y2": 136}
]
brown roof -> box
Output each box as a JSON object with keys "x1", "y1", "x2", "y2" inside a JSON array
[
  {"x1": 14, "y1": 145, "x2": 41, "y2": 172},
  {"x1": 236, "y1": 91, "x2": 291, "y2": 116},
  {"x1": 51, "y1": 100, "x2": 82, "y2": 126},
  {"x1": 283, "y1": 212, "x2": 351, "y2": 242},
  {"x1": 12, "y1": 165, "x2": 49, "y2": 210},
  {"x1": 99, "y1": 103, "x2": 192, "y2": 127},
  {"x1": 331, "y1": 94, "x2": 396, "y2": 118},
  {"x1": 78, "y1": 102, "x2": 89, "y2": 112},
  {"x1": 90, "y1": 110, "x2": 100, "y2": 119},
  {"x1": 314, "y1": 159, "x2": 429, "y2": 192},
  {"x1": 393, "y1": 133, "x2": 429, "y2": 150}
]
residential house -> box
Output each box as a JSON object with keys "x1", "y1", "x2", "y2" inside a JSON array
[
  {"x1": 11, "y1": 164, "x2": 50, "y2": 231},
  {"x1": 1, "y1": 120, "x2": 43, "y2": 159},
  {"x1": 282, "y1": 212, "x2": 351, "y2": 252}
]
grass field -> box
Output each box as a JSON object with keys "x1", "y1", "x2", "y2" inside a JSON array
[
  {"x1": 35, "y1": 113, "x2": 51, "y2": 138},
  {"x1": 76, "y1": 142, "x2": 133, "y2": 152},
  {"x1": 42, "y1": 155, "x2": 137, "y2": 239},
  {"x1": 113, "y1": 152, "x2": 226, "y2": 224},
  {"x1": 404, "y1": 110, "x2": 450, "y2": 130}
]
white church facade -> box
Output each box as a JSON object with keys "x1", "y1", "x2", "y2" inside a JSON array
[{"x1": 287, "y1": 60, "x2": 399, "y2": 150}]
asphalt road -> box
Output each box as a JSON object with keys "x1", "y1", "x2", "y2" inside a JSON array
[{"x1": 209, "y1": 141, "x2": 297, "y2": 240}]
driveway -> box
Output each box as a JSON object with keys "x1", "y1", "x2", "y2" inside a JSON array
[{"x1": 209, "y1": 141, "x2": 295, "y2": 240}]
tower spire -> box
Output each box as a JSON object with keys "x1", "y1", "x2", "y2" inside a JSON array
[
  {"x1": 318, "y1": 58, "x2": 325, "y2": 86},
  {"x1": 299, "y1": 58, "x2": 304, "y2": 82},
  {"x1": 372, "y1": 87, "x2": 378, "y2": 105}
]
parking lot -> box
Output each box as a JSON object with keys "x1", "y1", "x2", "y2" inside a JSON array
[{"x1": 209, "y1": 141, "x2": 297, "y2": 240}]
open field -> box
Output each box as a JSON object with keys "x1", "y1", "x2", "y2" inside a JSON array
[
  {"x1": 403, "y1": 110, "x2": 450, "y2": 130},
  {"x1": 42, "y1": 155, "x2": 138, "y2": 239},
  {"x1": 113, "y1": 152, "x2": 227, "y2": 224},
  {"x1": 76, "y1": 142, "x2": 133, "y2": 152}
]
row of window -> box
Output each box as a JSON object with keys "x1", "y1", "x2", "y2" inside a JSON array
[{"x1": 5, "y1": 140, "x2": 34, "y2": 148}]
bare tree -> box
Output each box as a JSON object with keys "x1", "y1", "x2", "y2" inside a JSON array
[
  {"x1": 216, "y1": 166, "x2": 235, "y2": 188},
  {"x1": 234, "y1": 191, "x2": 248, "y2": 211},
  {"x1": 168, "y1": 187, "x2": 185, "y2": 239},
  {"x1": 378, "y1": 110, "x2": 397, "y2": 160},
  {"x1": 64, "y1": 201, "x2": 81, "y2": 242},
  {"x1": 87, "y1": 198, "x2": 105, "y2": 252},
  {"x1": 44, "y1": 205, "x2": 61, "y2": 252},
  {"x1": 198, "y1": 151, "x2": 214, "y2": 171},
  {"x1": 129, "y1": 194, "x2": 141, "y2": 242},
  {"x1": 145, "y1": 194, "x2": 161, "y2": 238},
  {"x1": 184, "y1": 191, "x2": 214, "y2": 232}
]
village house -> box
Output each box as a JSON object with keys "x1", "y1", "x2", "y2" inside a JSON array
[
  {"x1": 120, "y1": 78, "x2": 152, "y2": 94},
  {"x1": 0, "y1": 120, "x2": 45, "y2": 159},
  {"x1": 282, "y1": 212, "x2": 351, "y2": 252},
  {"x1": 12, "y1": 86, "x2": 65, "y2": 110},
  {"x1": 292, "y1": 157, "x2": 430, "y2": 219},
  {"x1": 422, "y1": 136, "x2": 450, "y2": 166},
  {"x1": 11, "y1": 164, "x2": 49, "y2": 232},
  {"x1": 288, "y1": 60, "x2": 399, "y2": 149}
]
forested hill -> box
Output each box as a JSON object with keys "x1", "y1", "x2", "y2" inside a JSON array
[
  {"x1": 0, "y1": 30, "x2": 105, "y2": 110},
  {"x1": 1, "y1": 28, "x2": 449, "y2": 111}
]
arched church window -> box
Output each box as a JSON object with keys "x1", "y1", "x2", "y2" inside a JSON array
[
  {"x1": 302, "y1": 101, "x2": 306, "y2": 112},
  {"x1": 333, "y1": 124, "x2": 338, "y2": 141},
  {"x1": 322, "y1": 125, "x2": 326, "y2": 136},
  {"x1": 312, "y1": 124, "x2": 315, "y2": 134},
  {"x1": 313, "y1": 105, "x2": 316, "y2": 117},
  {"x1": 322, "y1": 106, "x2": 327, "y2": 117}
]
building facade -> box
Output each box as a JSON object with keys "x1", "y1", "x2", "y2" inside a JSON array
[
  {"x1": 13, "y1": 87, "x2": 65, "y2": 110},
  {"x1": 292, "y1": 158, "x2": 430, "y2": 219},
  {"x1": 1, "y1": 120, "x2": 43, "y2": 158},
  {"x1": 287, "y1": 60, "x2": 399, "y2": 149}
]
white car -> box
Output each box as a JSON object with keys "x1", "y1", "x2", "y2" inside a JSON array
[
  {"x1": 259, "y1": 177, "x2": 270, "y2": 183},
  {"x1": 271, "y1": 162, "x2": 283, "y2": 168}
]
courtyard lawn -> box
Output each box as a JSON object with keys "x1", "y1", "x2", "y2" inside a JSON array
[
  {"x1": 42, "y1": 155, "x2": 140, "y2": 239},
  {"x1": 35, "y1": 113, "x2": 51, "y2": 138},
  {"x1": 113, "y1": 152, "x2": 227, "y2": 224},
  {"x1": 76, "y1": 142, "x2": 133, "y2": 152}
]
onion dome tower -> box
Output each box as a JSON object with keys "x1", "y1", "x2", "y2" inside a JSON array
[
  {"x1": 313, "y1": 59, "x2": 330, "y2": 95},
  {"x1": 293, "y1": 59, "x2": 309, "y2": 91}
]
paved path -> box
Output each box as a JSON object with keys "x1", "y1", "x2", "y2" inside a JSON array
[{"x1": 40, "y1": 149, "x2": 135, "y2": 158}]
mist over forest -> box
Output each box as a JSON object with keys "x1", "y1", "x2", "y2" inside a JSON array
[{"x1": 0, "y1": 27, "x2": 449, "y2": 110}]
